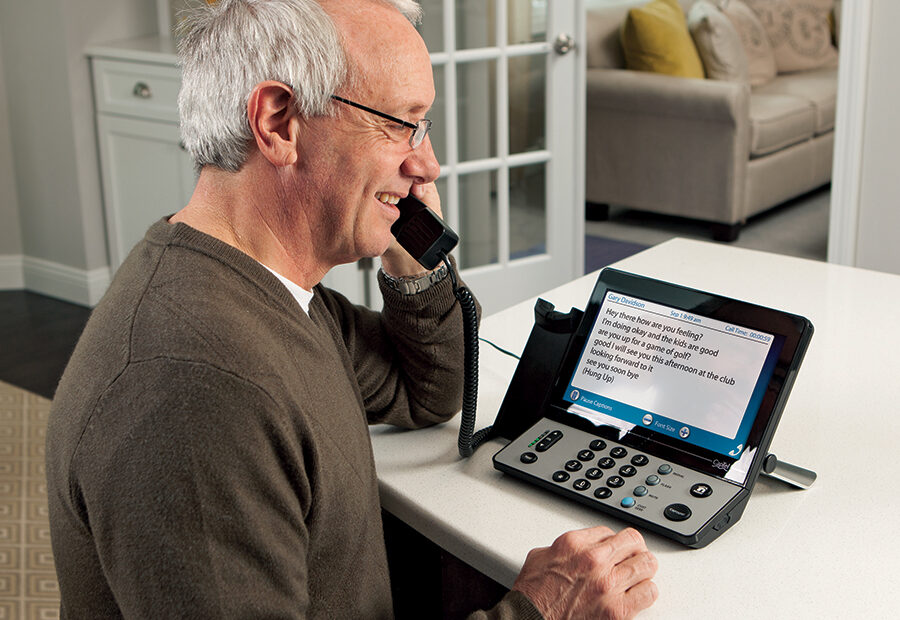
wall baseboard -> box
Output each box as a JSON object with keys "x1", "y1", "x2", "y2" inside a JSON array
[{"x1": 0, "y1": 254, "x2": 110, "y2": 307}]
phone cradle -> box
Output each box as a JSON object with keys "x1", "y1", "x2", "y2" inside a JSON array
[
  {"x1": 762, "y1": 454, "x2": 817, "y2": 490},
  {"x1": 491, "y1": 299, "x2": 583, "y2": 442}
]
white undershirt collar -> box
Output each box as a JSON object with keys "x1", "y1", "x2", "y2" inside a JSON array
[{"x1": 261, "y1": 264, "x2": 314, "y2": 313}]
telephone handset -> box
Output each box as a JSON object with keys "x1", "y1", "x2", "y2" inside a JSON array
[
  {"x1": 392, "y1": 194, "x2": 489, "y2": 456},
  {"x1": 392, "y1": 194, "x2": 459, "y2": 270}
]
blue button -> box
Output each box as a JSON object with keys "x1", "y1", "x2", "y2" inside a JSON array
[{"x1": 620, "y1": 497, "x2": 636, "y2": 508}]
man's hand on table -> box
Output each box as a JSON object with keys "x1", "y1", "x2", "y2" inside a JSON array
[{"x1": 512, "y1": 526, "x2": 658, "y2": 620}]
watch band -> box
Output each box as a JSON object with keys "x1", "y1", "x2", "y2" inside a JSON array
[{"x1": 381, "y1": 263, "x2": 450, "y2": 295}]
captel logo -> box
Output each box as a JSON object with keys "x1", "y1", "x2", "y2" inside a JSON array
[{"x1": 712, "y1": 459, "x2": 731, "y2": 471}]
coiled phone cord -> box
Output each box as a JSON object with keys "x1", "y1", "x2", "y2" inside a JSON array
[{"x1": 440, "y1": 253, "x2": 492, "y2": 457}]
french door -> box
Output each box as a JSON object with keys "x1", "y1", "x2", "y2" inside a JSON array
[{"x1": 324, "y1": 0, "x2": 585, "y2": 315}]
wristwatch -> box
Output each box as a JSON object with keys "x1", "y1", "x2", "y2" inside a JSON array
[{"x1": 381, "y1": 263, "x2": 450, "y2": 295}]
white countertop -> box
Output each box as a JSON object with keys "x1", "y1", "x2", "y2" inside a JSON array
[{"x1": 370, "y1": 238, "x2": 900, "y2": 618}]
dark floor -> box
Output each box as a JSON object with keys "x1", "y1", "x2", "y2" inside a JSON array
[{"x1": 0, "y1": 290, "x2": 92, "y2": 399}]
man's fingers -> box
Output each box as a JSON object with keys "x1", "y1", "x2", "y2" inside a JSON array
[
  {"x1": 597, "y1": 550, "x2": 658, "y2": 595},
  {"x1": 622, "y1": 577, "x2": 660, "y2": 614}
]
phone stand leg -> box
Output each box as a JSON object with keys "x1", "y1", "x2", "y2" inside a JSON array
[{"x1": 762, "y1": 454, "x2": 817, "y2": 489}]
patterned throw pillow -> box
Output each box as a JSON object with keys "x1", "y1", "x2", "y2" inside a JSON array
[
  {"x1": 719, "y1": 0, "x2": 777, "y2": 86},
  {"x1": 743, "y1": 0, "x2": 839, "y2": 72},
  {"x1": 688, "y1": 1, "x2": 750, "y2": 82}
]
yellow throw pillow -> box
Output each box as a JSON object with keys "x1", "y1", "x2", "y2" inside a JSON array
[{"x1": 621, "y1": 0, "x2": 706, "y2": 78}]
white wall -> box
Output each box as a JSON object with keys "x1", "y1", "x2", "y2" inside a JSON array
[
  {"x1": 853, "y1": 0, "x2": 900, "y2": 274},
  {"x1": 0, "y1": 0, "x2": 155, "y2": 303},
  {"x1": 0, "y1": 34, "x2": 23, "y2": 263},
  {"x1": 829, "y1": 0, "x2": 900, "y2": 276}
]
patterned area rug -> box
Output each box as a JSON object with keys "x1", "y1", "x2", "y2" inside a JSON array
[{"x1": 0, "y1": 380, "x2": 59, "y2": 618}]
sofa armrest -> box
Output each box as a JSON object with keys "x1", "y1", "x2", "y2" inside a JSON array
[
  {"x1": 585, "y1": 68, "x2": 752, "y2": 224},
  {"x1": 586, "y1": 68, "x2": 750, "y2": 123}
]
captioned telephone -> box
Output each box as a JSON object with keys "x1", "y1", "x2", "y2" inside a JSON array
[
  {"x1": 392, "y1": 197, "x2": 816, "y2": 548},
  {"x1": 491, "y1": 269, "x2": 816, "y2": 548}
]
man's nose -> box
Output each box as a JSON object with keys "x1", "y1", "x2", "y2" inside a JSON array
[{"x1": 401, "y1": 135, "x2": 441, "y2": 184}]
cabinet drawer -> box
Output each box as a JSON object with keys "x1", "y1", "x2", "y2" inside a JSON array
[{"x1": 92, "y1": 58, "x2": 181, "y2": 123}]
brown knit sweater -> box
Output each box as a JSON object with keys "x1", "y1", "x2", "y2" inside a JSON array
[{"x1": 46, "y1": 219, "x2": 541, "y2": 619}]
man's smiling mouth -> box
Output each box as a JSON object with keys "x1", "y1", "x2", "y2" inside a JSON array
[{"x1": 375, "y1": 192, "x2": 400, "y2": 205}]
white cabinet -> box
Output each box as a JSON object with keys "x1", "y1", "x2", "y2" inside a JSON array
[{"x1": 90, "y1": 48, "x2": 196, "y2": 270}]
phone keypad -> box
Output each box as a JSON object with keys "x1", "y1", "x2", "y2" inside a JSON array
[{"x1": 497, "y1": 421, "x2": 743, "y2": 537}]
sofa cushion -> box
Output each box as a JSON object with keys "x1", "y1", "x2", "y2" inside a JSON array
[
  {"x1": 743, "y1": 0, "x2": 839, "y2": 73},
  {"x1": 688, "y1": 1, "x2": 750, "y2": 82},
  {"x1": 621, "y1": 0, "x2": 706, "y2": 78},
  {"x1": 749, "y1": 93, "x2": 815, "y2": 156},
  {"x1": 753, "y1": 67, "x2": 838, "y2": 133},
  {"x1": 720, "y1": 0, "x2": 778, "y2": 86}
]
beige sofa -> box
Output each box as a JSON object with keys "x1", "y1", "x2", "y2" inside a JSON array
[{"x1": 584, "y1": 0, "x2": 838, "y2": 240}]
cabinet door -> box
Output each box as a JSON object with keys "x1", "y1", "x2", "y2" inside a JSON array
[{"x1": 97, "y1": 114, "x2": 196, "y2": 269}]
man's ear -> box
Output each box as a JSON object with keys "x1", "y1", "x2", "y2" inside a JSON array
[{"x1": 247, "y1": 81, "x2": 299, "y2": 168}]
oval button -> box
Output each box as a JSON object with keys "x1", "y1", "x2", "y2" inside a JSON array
[{"x1": 664, "y1": 503, "x2": 693, "y2": 522}]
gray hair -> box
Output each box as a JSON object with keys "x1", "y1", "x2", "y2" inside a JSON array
[{"x1": 177, "y1": 0, "x2": 422, "y2": 173}]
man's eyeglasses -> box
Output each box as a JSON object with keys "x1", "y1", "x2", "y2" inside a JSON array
[{"x1": 331, "y1": 95, "x2": 432, "y2": 149}]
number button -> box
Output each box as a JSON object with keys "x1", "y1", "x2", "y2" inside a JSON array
[
  {"x1": 598, "y1": 457, "x2": 616, "y2": 469},
  {"x1": 565, "y1": 460, "x2": 583, "y2": 472},
  {"x1": 619, "y1": 465, "x2": 637, "y2": 477},
  {"x1": 594, "y1": 487, "x2": 612, "y2": 500},
  {"x1": 585, "y1": 467, "x2": 604, "y2": 480},
  {"x1": 573, "y1": 479, "x2": 591, "y2": 492},
  {"x1": 577, "y1": 449, "x2": 595, "y2": 461},
  {"x1": 610, "y1": 447, "x2": 628, "y2": 459},
  {"x1": 589, "y1": 439, "x2": 607, "y2": 451}
]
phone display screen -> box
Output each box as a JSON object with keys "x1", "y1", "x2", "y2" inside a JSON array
[{"x1": 549, "y1": 270, "x2": 809, "y2": 486}]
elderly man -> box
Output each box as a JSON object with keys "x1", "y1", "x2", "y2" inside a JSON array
[{"x1": 46, "y1": 1, "x2": 658, "y2": 618}]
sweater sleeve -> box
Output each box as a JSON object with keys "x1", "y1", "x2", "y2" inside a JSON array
[
  {"x1": 68, "y1": 359, "x2": 314, "y2": 618},
  {"x1": 468, "y1": 590, "x2": 545, "y2": 620},
  {"x1": 315, "y1": 257, "x2": 480, "y2": 428}
]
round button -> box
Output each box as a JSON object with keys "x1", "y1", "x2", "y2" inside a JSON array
[
  {"x1": 607, "y1": 476, "x2": 625, "y2": 488},
  {"x1": 598, "y1": 457, "x2": 616, "y2": 469},
  {"x1": 589, "y1": 439, "x2": 607, "y2": 451},
  {"x1": 631, "y1": 454, "x2": 649, "y2": 467},
  {"x1": 645, "y1": 475, "x2": 660, "y2": 486},
  {"x1": 585, "y1": 467, "x2": 604, "y2": 480},
  {"x1": 621, "y1": 497, "x2": 636, "y2": 508},
  {"x1": 552, "y1": 470, "x2": 570, "y2": 483},
  {"x1": 593, "y1": 487, "x2": 612, "y2": 500},
  {"x1": 610, "y1": 447, "x2": 628, "y2": 459},
  {"x1": 520, "y1": 452, "x2": 537, "y2": 464},
  {"x1": 658, "y1": 464, "x2": 673, "y2": 475},
  {"x1": 619, "y1": 465, "x2": 637, "y2": 477},
  {"x1": 573, "y1": 478, "x2": 591, "y2": 492},
  {"x1": 690, "y1": 483, "x2": 714, "y2": 498},
  {"x1": 633, "y1": 485, "x2": 648, "y2": 497},
  {"x1": 664, "y1": 503, "x2": 692, "y2": 522},
  {"x1": 577, "y1": 449, "x2": 595, "y2": 461},
  {"x1": 565, "y1": 460, "x2": 583, "y2": 472}
]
